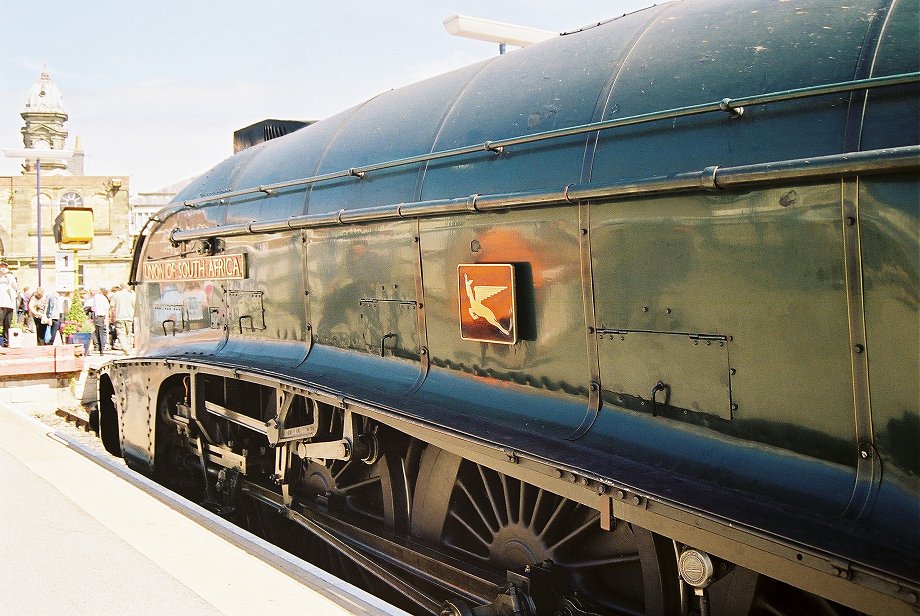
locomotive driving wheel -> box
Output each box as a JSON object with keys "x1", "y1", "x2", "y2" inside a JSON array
[{"x1": 411, "y1": 446, "x2": 679, "y2": 615}]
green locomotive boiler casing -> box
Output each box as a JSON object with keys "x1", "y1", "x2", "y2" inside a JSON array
[{"x1": 101, "y1": 0, "x2": 919, "y2": 613}]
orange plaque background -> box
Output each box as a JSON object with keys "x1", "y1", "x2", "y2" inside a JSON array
[{"x1": 458, "y1": 263, "x2": 516, "y2": 344}]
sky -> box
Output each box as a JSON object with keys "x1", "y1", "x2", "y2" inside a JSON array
[{"x1": 0, "y1": 1, "x2": 652, "y2": 196}]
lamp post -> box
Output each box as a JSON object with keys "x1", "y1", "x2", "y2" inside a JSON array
[{"x1": 4, "y1": 147, "x2": 74, "y2": 287}]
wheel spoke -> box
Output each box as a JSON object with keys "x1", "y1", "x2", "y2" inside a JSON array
[
  {"x1": 548, "y1": 512, "x2": 598, "y2": 552},
  {"x1": 339, "y1": 474, "x2": 381, "y2": 493},
  {"x1": 449, "y1": 509, "x2": 493, "y2": 548},
  {"x1": 530, "y1": 488, "x2": 546, "y2": 529},
  {"x1": 556, "y1": 551, "x2": 640, "y2": 569},
  {"x1": 457, "y1": 478, "x2": 500, "y2": 534},
  {"x1": 478, "y1": 465, "x2": 504, "y2": 527},
  {"x1": 499, "y1": 472, "x2": 515, "y2": 524},
  {"x1": 443, "y1": 538, "x2": 492, "y2": 563},
  {"x1": 519, "y1": 480, "x2": 526, "y2": 528},
  {"x1": 331, "y1": 460, "x2": 349, "y2": 482},
  {"x1": 538, "y1": 495, "x2": 568, "y2": 539}
]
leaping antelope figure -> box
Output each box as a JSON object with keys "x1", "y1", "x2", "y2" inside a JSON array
[{"x1": 464, "y1": 273, "x2": 511, "y2": 336}]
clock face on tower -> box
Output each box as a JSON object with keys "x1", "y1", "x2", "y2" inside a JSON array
[{"x1": 59, "y1": 191, "x2": 83, "y2": 207}]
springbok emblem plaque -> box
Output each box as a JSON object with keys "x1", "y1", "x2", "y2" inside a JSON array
[{"x1": 458, "y1": 263, "x2": 517, "y2": 344}]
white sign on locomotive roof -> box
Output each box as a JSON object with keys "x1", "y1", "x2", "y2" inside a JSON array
[{"x1": 143, "y1": 254, "x2": 247, "y2": 282}]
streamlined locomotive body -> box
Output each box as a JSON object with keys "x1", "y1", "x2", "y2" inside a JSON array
[{"x1": 99, "y1": 0, "x2": 919, "y2": 613}]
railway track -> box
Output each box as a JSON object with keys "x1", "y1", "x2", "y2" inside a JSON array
[{"x1": 55, "y1": 405, "x2": 93, "y2": 431}]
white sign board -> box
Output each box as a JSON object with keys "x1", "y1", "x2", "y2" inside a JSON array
[
  {"x1": 55, "y1": 251, "x2": 76, "y2": 292},
  {"x1": 55, "y1": 251, "x2": 76, "y2": 273},
  {"x1": 56, "y1": 275, "x2": 75, "y2": 293}
]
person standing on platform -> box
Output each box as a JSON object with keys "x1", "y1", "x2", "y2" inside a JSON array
[
  {"x1": 0, "y1": 262, "x2": 17, "y2": 348},
  {"x1": 18, "y1": 286, "x2": 32, "y2": 332},
  {"x1": 28, "y1": 288, "x2": 49, "y2": 346},
  {"x1": 89, "y1": 288, "x2": 110, "y2": 354},
  {"x1": 110, "y1": 283, "x2": 135, "y2": 353},
  {"x1": 45, "y1": 289, "x2": 63, "y2": 345},
  {"x1": 80, "y1": 289, "x2": 92, "y2": 321},
  {"x1": 58, "y1": 290, "x2": 72, "y2": 324}
]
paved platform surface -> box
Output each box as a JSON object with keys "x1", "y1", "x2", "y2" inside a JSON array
[{"x1": 0, "y1": 406, "x2": 404, "y2": 616}]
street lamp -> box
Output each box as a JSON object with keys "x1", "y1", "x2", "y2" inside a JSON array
[{"x1": 3, "y1": 146, "x2": 74, "y2": 287}]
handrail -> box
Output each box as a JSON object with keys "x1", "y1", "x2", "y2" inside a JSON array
[
  {"x1": 167, "y1": 145, "x2": 920, "y2": 244},
  {"x1": 177, "y1": 72, "x2": 920, "y2": 209}
]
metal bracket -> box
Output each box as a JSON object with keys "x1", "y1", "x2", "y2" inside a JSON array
[
  {"x1": 265, "y1": 391, "x2": 320, "y2": 446},
  {"x1": 484, "y1": 141, "x2": 505, "y2": 154},
  {"x1": 599, "y1": 495, "x2": 617, "y2": 531},
  {"x1": 719, "y1": 98, "x2": 744, "y2": 118}
]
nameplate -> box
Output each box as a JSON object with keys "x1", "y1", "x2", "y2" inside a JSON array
[{"x1": 143, "y1": 254, "x2": 247, "y2": 282}]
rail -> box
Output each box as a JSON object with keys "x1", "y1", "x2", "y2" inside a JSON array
[
  {"x1": 170, "y1": 144, "x2": 920, "y2": 243},
  {"x1": 175, "y1": 72, "x2": 920, "y2": 209}
]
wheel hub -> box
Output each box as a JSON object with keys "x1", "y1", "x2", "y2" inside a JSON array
[{"x1": 490, "y1": 525, "x2": 549, "y2": 571}]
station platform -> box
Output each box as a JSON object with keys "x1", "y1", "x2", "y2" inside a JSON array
[{"x1": 0, "y1": 405, "x2": 405, "y2": 616}]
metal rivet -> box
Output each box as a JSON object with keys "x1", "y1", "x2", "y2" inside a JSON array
[
  {"x1": 597, "y1": 484, "x2": 607, "y2": 495},
  {"x1": 731, "y1": 403, "x2": 739, "y2": 411},
  {"x1": 631, "y1": 496, "x2": 641, "y2": 505},
  {"x1": 845, "y1": 217, "x2": 856, "y2": 226},
  {"x1": 580, "y1": 477, "x2": 590, "y2": 487},
  {"x1": 854, "y1": 344, "x2": 864, "y2": 354},
  {"x1": 581, "y1": 228, "x2": 588, "y2": 236},
  {"x1": 730, "y1": 368, "x2": 736, "y2": 375},
  {"x1": 616, "y1": 490, "x2": 626, "y2": 500},
  {"x1": 569, "y1": 473, "x2": 578, "y2": 483},
  {"x1": 588, "y1": 326, "x2": 595, "y2": 334},
  {"x1": 665, "y1": 308, "x2": 672, "y2": 314},
  {"x1": 642, "y1": 306, "x2": 649, "y2": 312},
  {"x1": 860, "y1": 449, "x2": 869, "y2": 459},
  {"x1": 555, "y1": 469, "x2": 563, "y2": 479}
]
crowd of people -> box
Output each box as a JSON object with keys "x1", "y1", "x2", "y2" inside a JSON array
[
  {"x1": 1, "y1": 266, "x2": 136, "y2": 354},
  {"x1": 81, "y1": 285, "x2": 136, "y2": 355}
]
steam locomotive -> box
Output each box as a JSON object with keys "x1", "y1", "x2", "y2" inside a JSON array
[{"x1": 98, "y1": 0, "x2": 919, "y2": 613}]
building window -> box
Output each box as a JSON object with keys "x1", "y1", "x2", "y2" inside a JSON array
[{"x1": 59, "y1": 191, "x2": 84, "y2": 208}]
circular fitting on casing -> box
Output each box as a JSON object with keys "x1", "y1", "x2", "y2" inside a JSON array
[{"x1": 678, "y1": 549, "x2": 715, "y2": 588}]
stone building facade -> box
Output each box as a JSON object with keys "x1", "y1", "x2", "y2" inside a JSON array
[{"x1": 0, "y1": 71, "x2": 132, "y2": 292}]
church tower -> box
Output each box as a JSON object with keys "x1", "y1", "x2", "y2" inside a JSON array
[{"x1": 20, "y1": 70, "x2": 69, "y2": 173}]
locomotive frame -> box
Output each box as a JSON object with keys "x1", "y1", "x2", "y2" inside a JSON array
[{"x1": 98, "y1": 1, "x2": 919, "y2": 614}]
